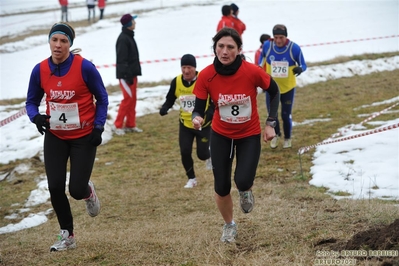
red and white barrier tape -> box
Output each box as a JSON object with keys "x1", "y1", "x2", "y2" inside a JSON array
[
  {"x1": 0, "y1": 98, "x2": 45, "y2": 128},
  {"x1": 298, "y1": 122, "x2": 399, "y2": 155},
  {"x1": 95, "y1": 35, "x2": 399, "y2": 68},
  {"x1": 0, "y1": 107, "x2": 26, "y2": 127},
  {"x1": 329, "y1": 102, "x2": 399, "y2": 139}
]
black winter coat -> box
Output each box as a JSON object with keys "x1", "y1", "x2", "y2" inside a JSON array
[{"x1": 116, "y1": 27, "x2": 142, "y2": 80}]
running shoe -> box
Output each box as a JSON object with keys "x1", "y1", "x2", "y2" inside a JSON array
[
  {"x1": 220, "y1": 223, "x2": 237, "y2": 243},
  {"x1": 270, "y1": 136, "x2": 279, "y2": 149},
  {"x1": 114, "y1": 128, "x2": 125, "y2": 136},
  {"x1": 85, "y1": 181, "x2": 100, "y2": 217},
  {"x1": 283, "y1": 139, "x2": 292, "y2": 148},
  {"x1": 239, "y1": 190, "x2": 254, "y2": 213},
  {"x1": 184, "y1": 178, "x2": 197, "y2": 188},
  {"x1": 125, "y1": 127, "x2": 143, "y2": 133},
  {"x1": 50, "y1": 230, "x2": 76, "y2": 252}
]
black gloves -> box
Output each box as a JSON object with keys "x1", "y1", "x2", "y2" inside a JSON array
[
  {"x1": 89, "y1": 128, "x2": 103, "y2": 146},
  {"x1": 159, "y1": 107, "x2": 168, "y2": 116},
  {"x1": 293, "y1": 66, "x2": 303, "y2": 76},
  {"x1": 125, "y1": 78, "x2": 134, "y2": 85},
  {"x1": 33, "y1": 114, "x2": 51, "y2": 135}
]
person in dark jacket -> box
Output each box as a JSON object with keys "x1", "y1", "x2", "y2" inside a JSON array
[{"x1": 114, "y1": 14, "x2": 142, "y2": 135}]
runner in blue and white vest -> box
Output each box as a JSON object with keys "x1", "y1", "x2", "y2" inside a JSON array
[{"x1": 258, "y1": 24, "x2": 307, "y2": 149}]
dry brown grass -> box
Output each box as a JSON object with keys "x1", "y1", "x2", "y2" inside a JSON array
[{"x1": 0, "y1": 66, "x2": 398, "y2": 265}]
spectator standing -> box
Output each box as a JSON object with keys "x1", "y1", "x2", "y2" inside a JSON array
[
  {"x1": 59, "y1": 0, "x2": 68, "y2": 22},
  {"x1": 259, "y1": 24, "x2": 307, "y2": 149},
  {"x1": 114, "y1": 14, "x2": 143, "y2": 135},
  {"x1": 98, "y1": 0, "x2": 106, "y2": 20},
  {"x1": 230, "y1": 3, "x2": 246, "y2": 37},
  {"x1": 25, "y1": 22, "x2": 109, "y2": 251},
  {"x1": 87, "y1": 0, "x2": 95, "y2": 22},
  {"x1": 216, "y1": 5, "x2": 234, "y2": 32},
  {"x1": 159, "y1": 54, "x2": 214, "y2": 189},
  {"x1": 191, "y1": 28, "x2": 280, "y2": 243},
  {"x1": 255, "y1": 34, "x2": 270, "y2": 69}
]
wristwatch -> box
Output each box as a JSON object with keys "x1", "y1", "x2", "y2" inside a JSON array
[{"x1": 266, "y1": 119, "x2": 276, "y2": 128}]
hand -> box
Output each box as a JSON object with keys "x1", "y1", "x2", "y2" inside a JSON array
[
  {"x1": 292, "y1": 66, "x2": 303, "y2": 76},
  {"x1": 89, "y1": 128, "x2": 103, "y2": 146},
  {"x1": 192, "y1": 116, "x2": 203, "y2": 131},
  {"x1": 159, "y1": 107, "x2": 168, "y2": 116},
  {"x1": 125, "y1": 78, "x2": 134, "y2": 85},
  {"x1": 33, "y1": 114, "x2": 51, "y2": 135},
  {"x1": 263, "y1": 125, "x2": 276, "y2": 142}
]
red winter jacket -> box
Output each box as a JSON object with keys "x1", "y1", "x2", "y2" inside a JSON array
[
  {"x1": 59, "y1": 0, "x2": 68, "y2": 6},
  {"x1": 216, "y1": 16, "x2": 234, "y2": 32},
  {"x1": 98, "y1": 0, "x2": 106, "y2": 8}
]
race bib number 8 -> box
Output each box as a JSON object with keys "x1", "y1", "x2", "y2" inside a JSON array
[
  {"x1": 219, "y1": 96, "x2": 252, "y2": 124},
  {"x1": 271, "y1": 61, "x2": 289, "y2": 78},
  {"x1": 49, "y1": 102, "x2": 81, "y2": 130}
]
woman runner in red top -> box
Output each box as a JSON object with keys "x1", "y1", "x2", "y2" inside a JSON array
[
  {"x1": 191, "y1": 27, "x2": 280, "y2": 243},
  {"x1": 26, "y1": 22, "x2": 109, "y2": 252}
]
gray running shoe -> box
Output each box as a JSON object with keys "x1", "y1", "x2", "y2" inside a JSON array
[
  {"x1": 220, "y1": 223, "x2": 237, "y2": 243},
  {"x1": 50, "y1": 230, "x2": 76, "y2": 252},
  {"x1": 239, "y1": 190, "x2": 254, "y2": 213},
  {"x1": 85, "y1": 181, "x2": 100, "y2": 217},
  {"x1": 125, "y1": 127, "x2": 143, "y2": 133}
]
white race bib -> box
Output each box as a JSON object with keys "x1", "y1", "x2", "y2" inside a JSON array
[
  {"x1": 49, "y1": 102, "x2": 81, "y2": 130},
  {"x1": 219, "y1": 96, "x2": 252, "y2": 124},
  {"x1": 179, "y1": 95, "x2": 196, "y2": 113},
  {"x1": 271, "y1": 61, "x2": 289, "y2": 78}
]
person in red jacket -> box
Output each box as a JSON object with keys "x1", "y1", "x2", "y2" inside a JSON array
[
  {"x1": 230, "y1": 3, "x2": 246, "y2": 37},
  {"x1": 191, "y1": 28, "x2": 280, "y2": 243},
  {"x1": 59, "y1": 0, "x2": 68, "y2": 22},
  {"x1": 255, "y1": 34, "x2": 270, "y2": 68},
  {"x1": 216, "y1": 5, "x2": 234, "y2": 32},
  {"x1": 98, "y1": 0, "x2": 106, "y2": 20}
]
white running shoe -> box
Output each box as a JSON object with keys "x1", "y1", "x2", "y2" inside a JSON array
[
  {"x1": 50, "y1": 230, "x2": 76, "y2": 252},
  {"x1": 125, "y1": 127, "x2": 143, "y2": 133},
  {"x1": 270, "y1": 136, "x2": 279, "y2": 149},
  {"x1": 184, "y1": 178, "x2": 197, "y2": 188},
  {"x1": 205, "y1": 158, "x2": 212, "y2": 170},
  {"x1": 114, "y1": 128, "x2": 125, "y2": 136},
  {"x1": 220, "y1": 223, "x2": 237, "y2": 243},
  {"x1": 85, "y1": 181, "x2": 100, "y2": 217},
  {"x1": 283, "y1": 139, "x2": 292, "y2": 148}
]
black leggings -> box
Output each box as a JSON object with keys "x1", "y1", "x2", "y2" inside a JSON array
[
  {"x1": 210, "y1": 130, "x2": 261, "y2": 196},
  {"x1": 179, "y1": 122, "x2": 211, "y2": 179},
  {"x1": 44, "y1": 131, "x2": 97, "y2": 234}
]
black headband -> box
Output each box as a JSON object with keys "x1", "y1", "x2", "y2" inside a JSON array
[
  {"x1": 273, "y1": 28, "x2": 287, "y2": 37},
  {"x1": 48, "y1": 23, "x2": 74, "y2": 46}
]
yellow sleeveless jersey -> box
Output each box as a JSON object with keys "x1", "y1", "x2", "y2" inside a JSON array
[{"x1": 175, "y1": 74, "x2": 211, "y2": 129}]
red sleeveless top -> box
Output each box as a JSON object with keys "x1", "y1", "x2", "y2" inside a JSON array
[{"x1": 40, "y1": 55, "x2": 95, "y2": 140}]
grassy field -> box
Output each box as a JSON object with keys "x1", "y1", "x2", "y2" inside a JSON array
[{"x1": 0, "y1": 58, "x2": 398, "y2": 265}]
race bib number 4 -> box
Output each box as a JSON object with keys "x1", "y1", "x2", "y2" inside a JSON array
[
  {"x1": 49, "y1": 102, "x2": 81, "y2": 130},
  {"x1": 179, "y1": 95, "x2": 196, "y2": 113},
  {"x1": 219, "y1": 96, "x2": 252, "y2": 124},
  {"x1": 271, "y1": 61, "x2": 289, "y2": 78}
]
